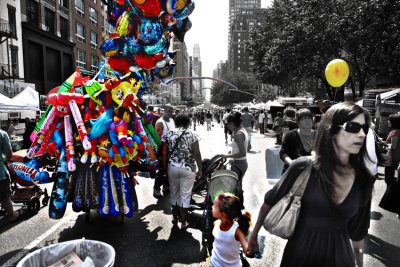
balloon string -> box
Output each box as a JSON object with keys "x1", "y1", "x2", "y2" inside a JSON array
[
  {"x1": 333, "y1": 88, "x2": 337, "y2": 102},
  {"x1": 92, "y1": 58, "x2": 108, "y2": 81}
]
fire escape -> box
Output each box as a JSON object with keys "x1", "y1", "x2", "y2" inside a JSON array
[{"x1": 0, "y1": 19, "x2": 17, "y2": 82}]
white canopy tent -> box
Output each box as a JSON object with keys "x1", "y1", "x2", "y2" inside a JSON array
[
  {"x1": 0, "y1": 93, "x2": 39, "y2": 112},
  {"x1": 12, "y1": 86, "x2": 39, "y2": 109}
]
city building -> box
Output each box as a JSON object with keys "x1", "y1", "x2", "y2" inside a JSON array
[
  {"x1": 228, "y1": 0, "x2": 261, "y2": 72},
  {"x1": 228, "y1": 8, "x2": 266, "y2": 73},
  {"x1": 191, "y1": 43, "x2": 204, "y2": 103},
  {"x1": 0, "y1": 0, "x2": 31, "y2": 97},
  {"x1": 72, "y1": 0, "x2": 105, "y2": 78},
  {"x1": 172, "y1": 37, "x2": 189, "y2": 104},
  {"x1": 20, "y1": 0, "x2": 75, "y2": 94}
]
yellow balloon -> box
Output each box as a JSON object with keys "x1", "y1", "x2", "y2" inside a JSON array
[{"x1": 325, "y1": 59, "x2": 350, "y2": 87}]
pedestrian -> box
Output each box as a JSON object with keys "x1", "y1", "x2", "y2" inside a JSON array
[
  {"x1": 7, "y1": 119, "x2": 24, "y2": 136},
  {"x1": 161, "y1": 113, "x2": 202, "y2": 230},
  {"x1": 0, "y1": 129, "x2": 22, "y2": 222},
  {"x1": 272, "y1": 112, "x2": 284, "y2": 145},
  {"x1": 280, "y1": 107, "x2": 298, "y2": 141},
  {"x1": 153, "y1": 105, "x2": 176, "y2": 198},
  {"x1": 206, "y1": 110, "x2": 213, "y2": 131},
  {"x1": 222, "y1": 109, "x2": 232, "y2": 145},
  {"x1": 248, "y1": 102, "x2": 375, "y2": 267},
  {"x1": 210, "y1": 193, "x2": 252, "y2": 267},
  {"x1": 241, "y1": 107, "x2": 255, "y2": 152},
  {"x1": 279, "y1": 108, "x2": 315, "y2": 174},
  {"x1": 266, "y1": 111, "x2": 273, "y2": 130},
  {"x1": 258, "y1": 110, "x2": 266, "y2": 134},
  {"x1": 147, "y1": 105, "x2": 160, "y2": 126},
  {"x1": 313, "y1": 114, "x2": 322, "y2": 130},
  {"x1": 22, "y1": 118, "x2": 36, "y2": 149},
  {"x1": 223, "y1": 112, "x2": 249, "y2": 203},
  {"x1": 384, "y1": 114, "x2": 400, "y2": 185}
]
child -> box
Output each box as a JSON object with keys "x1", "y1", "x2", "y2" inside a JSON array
[{"x1": 210, "y1": 193, "x2": 252, "y2": 267}]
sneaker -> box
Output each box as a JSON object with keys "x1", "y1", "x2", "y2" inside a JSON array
[{"x1": 153, "y1": 188, "x2": 162, "y2": 198}]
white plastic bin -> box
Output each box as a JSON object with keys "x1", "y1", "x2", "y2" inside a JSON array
[
  {"x1": 265, "y1": 147, "x2": 284, "y2": 179},
  {"x1": 17, "y1": 239, "x2": 115, "y2": 267}
]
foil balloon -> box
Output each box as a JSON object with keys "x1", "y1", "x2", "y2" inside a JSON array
[
  {"x1": 130, "y1": 0, "x2": 162, "y2": 18},
  {"x1": 325, "y1": 59, "x2": 350, "y2": 87},
  {"x1": 108, "y1": 57, "x2": 134, "y2": 73},
  {"x1": 173, "y1": 0, "x2": 194, "y2": 20},
  {"x1": 165, "y1": 0, "x2": 188, "y2": 14},
  {"x1": 135, "y1": 53, "x2": 158, "y2": 69},
  {"x1": 116, "y1": 11, "x2": 135, "y2": 37},
  {"x1": 100, "y1": 38, "x2": 125, "y2": 57},
  {"x1": 139, "y1": 19, "x2": 163, "y2": 45}
]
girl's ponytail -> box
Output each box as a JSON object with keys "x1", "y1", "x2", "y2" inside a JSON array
[{"x1": 238, "y1": 209, "x2": 252, "y2": 236}]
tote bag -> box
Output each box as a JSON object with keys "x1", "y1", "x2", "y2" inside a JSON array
[{"x1": 263, "y1": 157, "x2": 313, "y2": 239}]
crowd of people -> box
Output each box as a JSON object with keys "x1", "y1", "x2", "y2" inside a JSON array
[
  {"x1": 2, "y1": 101, "x2": 398, "y2": 267},
  {"x1": 146, "y1": 101, "x2": 394, "y2": 267}
]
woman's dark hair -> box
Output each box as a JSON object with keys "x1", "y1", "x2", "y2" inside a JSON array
[
  {"x1": 277, "y1": 112, "x2": 282, "y2": 117},
  {"x1": 226, "y1": 112, "x2": 242, "y2": 127},
  {"x1": 314, "y1": 102, "x2": 374, "y2": 205},
  {"x1": 216, "y1": 193, "x2": 251, "y2": 236},
  {"x1": 314, "y1": 114, "x2": 322, "y2": 124},
  {"x1": 174, "y1": 113, "x2": 191, "y2": 128},
  {"x1": 295, "y1": 108, "x2": 313, "y2": 124},
  {"x1": 283, "y1": 107, "x2": 296, "y2": 118},
  {"x1": 389, "y1": 114, "x2": 400, "y2": 130}
]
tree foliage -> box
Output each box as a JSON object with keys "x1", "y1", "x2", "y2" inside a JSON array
[
  {"x1": 248, "y1": 0, "x2": 400, "y2": 100},
  {"x1": 210, "y1": 72, "x2": 255, "y2": 106}
]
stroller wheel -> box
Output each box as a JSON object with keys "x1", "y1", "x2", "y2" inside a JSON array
[
  {"x1": 41, "y1": 197, "x2": 49, "y2": 206},
  {"x1": 28, "y1": 197, "x2": 40, "y2": 215}
]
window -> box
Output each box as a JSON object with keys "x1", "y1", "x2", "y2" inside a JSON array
[
  {"x1": 76, "y1": 49, "x2": 86, "y2": 68},
  {"x1": 8, "y1": 5, "x2": 16, "y2": 38},
  {"x1": 101, "y1": 15, "x2": 104, "y2": 31},
  {"x1": 26, "y1": 0, "x2": 39, "y2": 26},
  {"x1": 75, "y1": 0, "x2": 84, "y2": 17},
  {"x1": 89, "y1": 7, "x2": 97, "y2": 25},
  {"x1": 76, "y1": 22, "x2": 85, "y2": 43},
  {"x1": 10, "y1": 45, "x2": 18, "y2": 77},
  {"x1": 44, "y1": 8, "x2": 55, "y2": 33},
  {"x1": 60, "y1": 17, "x2": 68, "y2": 40},
  {"x1": 91, "y1": 55, "x2": 98, "y2": 72},
  {"x1": 90, "y1": 31, "x2": 97, "y2": 49},
  {"x1": 59, "y1": 0, "x2": 69, "y2": 8}
]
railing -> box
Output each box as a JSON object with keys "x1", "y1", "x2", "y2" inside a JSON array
[
  {"x1": 0, "y1": 19, "x2": 14, "y2": 36},
  {"x1": 0, "y1": 63, "x2": 18, "y2": 79}
]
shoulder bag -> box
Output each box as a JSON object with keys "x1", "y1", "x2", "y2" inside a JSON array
[{"x1": 263, "y1": 157, "x2": 313, "y2": 239}]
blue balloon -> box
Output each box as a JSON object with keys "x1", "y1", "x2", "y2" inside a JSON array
[
  {"x1": 89, "y1": 108, "x2": 114, "y2": 139},
  {"x1": 139, "y1": 19, "x2": 163, "y2": 45}
]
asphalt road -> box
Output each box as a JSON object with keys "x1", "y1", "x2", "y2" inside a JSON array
[{"x1": 1, "y1": 121, "x2": 400, "y2": 266}]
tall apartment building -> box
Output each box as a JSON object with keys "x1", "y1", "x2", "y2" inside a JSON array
[
  {"x1": 20, "y1": 0, "x2": 74, "y2": 94},
  {"x1": 229, "y1": 8, "x2": 266, "y2": 73},
  {"x1": 172, "y1": 38, "x2": 189, "y2": 104},
  {"x1": 213, "y1": 60, "x2": 229, "y2": 82},
  {"x1": 191, "y1": 43, "x2": 203, "y2": 102},
  {"x1": 228, "y1": 0, "x2": 261, "y2": 71},
  {"x1": 0, "y1": 0, "x2": 25, "y2": 96}
]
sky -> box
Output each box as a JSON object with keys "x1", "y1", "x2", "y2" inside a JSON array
[{"x1": 183, "y1": 0, "x2": 273, "y2": 89}]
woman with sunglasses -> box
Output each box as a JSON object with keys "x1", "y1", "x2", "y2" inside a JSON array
[{"x1": 248, "y1": 103, "x2": 374, "y2": 267}]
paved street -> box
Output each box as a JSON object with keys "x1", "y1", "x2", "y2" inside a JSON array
[{"x1": 1, "y1": 120, "x2": 400, "y2": 266}]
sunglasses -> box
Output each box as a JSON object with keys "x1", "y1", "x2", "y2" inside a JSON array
[{"x1": 339, "y1": 121, "x2": 369, "y2": 134}]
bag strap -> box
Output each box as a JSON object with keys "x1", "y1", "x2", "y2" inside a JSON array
[
  {"x1": 168, "y1": 130, "x2": 186, "y2": 161},
  {"x1": 290, "y1": 156, "x2": 313, "y2": 197}
]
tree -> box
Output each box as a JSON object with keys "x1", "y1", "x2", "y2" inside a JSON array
[
  {"x1": 248, "y1": 0, "x2": 400, "y2": 100},
  {"x1": 210, "y1": 72, "x2": 255, "y2": 106}
]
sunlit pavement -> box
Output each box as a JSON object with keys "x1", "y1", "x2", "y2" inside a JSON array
[{"x1": 0, "y1": 121, "x2": 399, "y2": 266}]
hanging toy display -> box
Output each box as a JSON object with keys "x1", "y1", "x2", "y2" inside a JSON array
[{"x1": 26, "y1": 0, "x2": 195, "y2": 220}]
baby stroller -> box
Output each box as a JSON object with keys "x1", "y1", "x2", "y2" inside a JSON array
[
  {"x1": 190, "y1": 154, "x2": 239, "y2": 255},
  {"x1": 1, "y1": 150, "x2": 51, "y2": 216}
]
